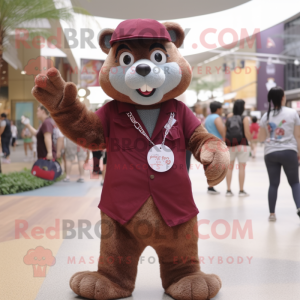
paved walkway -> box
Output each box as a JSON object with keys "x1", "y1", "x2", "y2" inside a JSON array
[
  {"x1": 1, "y1": 146, "x2": 300, "y2": 300},
  {"x1": 1, "y1": 139, "x2": 34, "y2": 173}
]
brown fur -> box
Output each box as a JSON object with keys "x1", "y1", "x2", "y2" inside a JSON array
[
  {"x1": 70, "y1": 197, "x2": 222, "y2": 300},
  {"x1": 31, "y1": 20, "x2": 229, "y2": 300},
  {"x1": 32, "y1": 70, "x2": 105, "y2": 150},
  {"x1": 162, "y1": 22, "x2": 185, "y2": 48},
  {"x1": 99, "y1": 28, "x2": 115, "y2": 54}
]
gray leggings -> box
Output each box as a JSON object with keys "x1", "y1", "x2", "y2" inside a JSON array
[{"x1": 265, "y1": 150, "x2": 300, "y2": 213}]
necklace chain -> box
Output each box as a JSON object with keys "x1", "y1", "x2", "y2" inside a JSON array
[{"x1": 126, "y1": 112, "x2": 175, "y2": 147}]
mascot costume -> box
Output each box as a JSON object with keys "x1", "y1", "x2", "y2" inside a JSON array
[{"x1": 32, "y1": 19, "x2": 230, "y2": 300}]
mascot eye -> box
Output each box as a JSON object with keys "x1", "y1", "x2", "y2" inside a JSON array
[
  {"x1": 150, "y1": 50, "x2": 167, "y2": 64},
  {"x1": 119, "y1": 52, "x2": 134, "y2": 67}
]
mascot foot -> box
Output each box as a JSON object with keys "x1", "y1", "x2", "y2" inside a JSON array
[
  {"x1": 70, "y1": 271, "x2": 132, "y2": 300},
  {"x1": 165, "y1": 272, "x2": 222, "y2": 300}
]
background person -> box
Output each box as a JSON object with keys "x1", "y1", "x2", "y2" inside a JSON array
[
  {"x1": 54, "y1": 125, "x2": 65, "y2": 172},
  {"x1": 21, "y1": 126, "x2": 33, "y2": 161},
  {"x1": 194, "y1": 102, "x2": 205, "y2": 124},
  {"x1": 225, "y1": 99, "x2": 252, "y2": 197},
  {"x1": 101, "y1": 150, "x2": 107, "y2": 186},
  {"x1": 258, "y1": 86, "x2": 300, "y2": 221},
  {"x1": 250, "y1": 116, "x2": 259, "y2": 159},
  {"x1": 32, "y1": 135, "x2": 37, "y2": 160},
  {"x1": 0, "y1": 113, "x2": 12, "y2": 163},
  {"x1": 92, "y1": 150, "x2": 102, "y2": 175},
  {"x1": 22, "y1": 105, "x2": 56, "y2": 160},
  {"x1": 92, "y1": 108, "x2": 103, "y2": 175},
  {"x1": 205, "y1": 101, "x2": 225, "y2": 194},
  {"x1": 10, "y1": 120, "x2": 18, "y2": 151},
  {"x1": 53, "y1": 124, "x2": 65, "y2": 159},
  {"x1": 63, "y1": 137, "x2": 87, "y2": 183}
]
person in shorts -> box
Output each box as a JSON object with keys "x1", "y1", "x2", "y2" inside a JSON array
[
  {"x1": 64, "y1": 137, "x2": 87, "y2": 183},
  {"x1": 225, "y1": 100, "x2": 252, "y2": 197},
  {"x1": 21, "y1": 126, "x2": 32, "y2": 161}
]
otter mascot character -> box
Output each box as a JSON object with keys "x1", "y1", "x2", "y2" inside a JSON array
[{"x1": 32, "y1": 19, "x2": 230, "y2": 300}]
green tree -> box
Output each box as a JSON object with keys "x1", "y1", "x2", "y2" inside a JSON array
[{"x1": 0, "y1": 0, "x2": 88, "y2": 173}]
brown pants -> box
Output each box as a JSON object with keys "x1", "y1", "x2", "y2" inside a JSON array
[{"x1": 70, "y1": 197, "x2": 221, "y2": 300}]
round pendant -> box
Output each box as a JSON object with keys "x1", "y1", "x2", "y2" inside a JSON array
[{"x1": 147, "y1": 144, "x2": 174, "y2": 172}]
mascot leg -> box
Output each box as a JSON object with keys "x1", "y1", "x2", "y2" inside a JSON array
[
  {"x1": 153, "y1": 216, "x2": 222, "y2": 300},
  {"x1": 69, "y1": 212, "x2": 146, "y2": 300}
]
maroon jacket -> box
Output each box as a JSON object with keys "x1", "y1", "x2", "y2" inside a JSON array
[{"x1": 96, "y1": 99, "x2": 201, "y2": 227}]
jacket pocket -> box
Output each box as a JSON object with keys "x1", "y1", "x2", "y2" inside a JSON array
[{"x1": 164, "y1": 125, "x2": 180, "y2": 149}]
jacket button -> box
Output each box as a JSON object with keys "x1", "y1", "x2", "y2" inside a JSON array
[{"x1": 150, "y1": 175, "x2": 155, "y2": 180}]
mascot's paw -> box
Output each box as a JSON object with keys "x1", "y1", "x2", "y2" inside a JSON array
[
  {"x1": 32, "y1": 67, "x2": 78, "y2": 112},
  {"x1": 70, "y1": 271, "x2": 132, "y2": 300},
  {"x1": 32, "y1": 68, "x2": 65, "y2": 108},
  {"x1": 200, "y1": 139, "x2": 230, "y2": 187},
  {"x1": 165, "y1": 272, "x2": 222, "y2": 300}
]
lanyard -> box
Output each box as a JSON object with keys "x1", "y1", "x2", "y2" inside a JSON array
[{"x1": 126, "y1": 112, "x2": 175, "y2": 147}]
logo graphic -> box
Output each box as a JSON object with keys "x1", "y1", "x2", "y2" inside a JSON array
[
  {"x1": 23, "y1": 246, "x2": 56, "y2": 277},
  {"x1": 267, "y1": 120, "x2": 286, "y2": 140}
]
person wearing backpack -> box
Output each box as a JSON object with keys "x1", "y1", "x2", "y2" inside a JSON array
[
  {"x1": 258, "y1": 86, "x2": 300, "y2": 222},
  {"x1": 225, "y1": 99, "x2": 252, "y2": 197}
]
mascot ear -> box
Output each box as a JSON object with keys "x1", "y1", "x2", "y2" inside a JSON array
[
  {"x1": 162, "y1": 22, "x2": 185, "y2": 48},
  {"x1": 99, "y1": 28, "x2": 115, "y2": 54}
]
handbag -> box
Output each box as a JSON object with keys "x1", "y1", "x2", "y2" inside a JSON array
[{"x1": 31, "y1": 158, "x2": 62, "y2": 181}]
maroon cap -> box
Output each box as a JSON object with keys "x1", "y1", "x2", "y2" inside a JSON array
[{"x1": 109, "y1": 19, "x2": 171, "y2": 46}]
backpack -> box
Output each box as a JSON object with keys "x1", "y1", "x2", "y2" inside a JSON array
[{"x1": 226, "y1": 115, "x2": 244, "y2": 146}]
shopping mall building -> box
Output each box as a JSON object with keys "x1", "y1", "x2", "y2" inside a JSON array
[{"x1": 0, "y1": 1, "x2": 300, "y2": 132}]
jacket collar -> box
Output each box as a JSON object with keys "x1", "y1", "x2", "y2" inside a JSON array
[
  {"x1": 117, "y1": 99, "x2": 177, "y2": 114},
  {"x1": 116, "y1": 99, "x2": 178, "y2": 142}
]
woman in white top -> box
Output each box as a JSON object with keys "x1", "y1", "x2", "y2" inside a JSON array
[{"x1": 258, "y1": 86, "x2": 300, "y2": 222}]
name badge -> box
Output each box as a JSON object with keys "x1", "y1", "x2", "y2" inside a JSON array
[{"x1": 147, "y1": 144, "x2": 174, "y2": 172}]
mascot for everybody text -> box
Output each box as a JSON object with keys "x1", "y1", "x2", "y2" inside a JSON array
[{"x1": 32, "y1": 19, "x2": 230, "y2": 300}]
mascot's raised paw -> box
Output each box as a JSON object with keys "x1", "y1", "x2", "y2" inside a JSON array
[
  {"x1": 166, "y1": 272, "x2": 222, "y2": 300},
  {"x1": 70, "y1": 271, "x2": 132, "y2": 300},
  {"x1": 200, "y1": 139, "x2": 230, "y2": 187},
  {"x1": 32, "y1": 68, "x2": 78, "y2": 113}
]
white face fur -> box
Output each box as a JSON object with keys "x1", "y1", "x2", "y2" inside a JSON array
[{"x1": 109, "y1": 54, "x2": 182, "y2": 105}]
